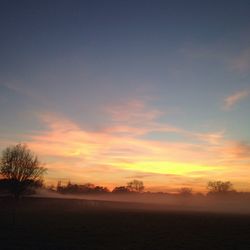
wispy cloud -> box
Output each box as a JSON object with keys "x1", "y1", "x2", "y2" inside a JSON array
[
  {"x1": 104, "y1": 100, "x2": 225, "y2": 144},
  {"x1": 0, "y1": 81, "x2": 53, "y2": 108},
  {"x1": 219, "y1": 141, "x2": 250, "y2": 160},
  {"x1": 25, "y1": 110, "x2": 224, "y2": 187},
  {"x1": 181, "y1": 43, "x2": 250, "y2": 76},
  {"x1": 4, "y1": 98, "x2": 249, "y2": 192},
  {"x1": 223, "y1": 89, "x2": 250, "y2": 110},
  {"x1": 105, "y1": 100, "x2": 162, "y2": 125},
  {"x1": 1, "y1": 81, "x2": 36, "y2": 99},
  {"x1": 230, "y1": 48, "x2": 250, "y2": 73}
]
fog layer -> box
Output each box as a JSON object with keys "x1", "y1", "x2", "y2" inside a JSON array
[{"x1": 34, "y1": 189, "x2": 250, "y2": 215}]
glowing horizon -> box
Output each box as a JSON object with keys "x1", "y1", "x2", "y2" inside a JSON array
[{"x1": 1, "y1": 99, "x2": 247, "y2": 193}]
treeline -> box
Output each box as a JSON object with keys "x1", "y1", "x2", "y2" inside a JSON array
[
  {"x1": 0, "y1": 144, "x2": 247, "y2": 199},
  {"x1": 54, "y1": 179, "x2": 144, "y2": 194},
  {"x1": 49, "y1": 179, "x2": 240, "y2": 196}
]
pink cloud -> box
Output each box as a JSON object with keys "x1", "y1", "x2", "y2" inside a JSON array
[
  {"x1": 219, "y1": 141, "x2": 250, "y2": 160},
  {"x1": 105, "y1": 99, "x2": 162, "y2": 125},
  {"x1": 223, "y1": 89, "x2": 250, "y2": 110},
  {"x1": 230, "y1": 48, "x2": 250, "y2": 73},
  {"x1": 27, "y1": 112, "x2": 227, "y2": 174},
  {"x1": 4, "y1": 98, "x2": 250, "y2": 192}
]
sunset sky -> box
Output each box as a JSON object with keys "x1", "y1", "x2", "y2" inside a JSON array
[{"x1": 0, "y1": 0, "x2": 250, "y2": 192}]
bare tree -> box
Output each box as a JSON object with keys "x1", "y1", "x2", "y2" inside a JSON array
[
  {"x1": 127, "y1": 180, "x2": 144, "y2": 193},
  {"x1": 112, "y1": 186, "x2": 131, "y2": 193},
  {"x1": 179, "y1": 187, "x2": 193, "y2": 196},
  {"x1": 207, "y1": 181, "x2": 234, "y2": 195},
  {"x1": 0, "y1": 144, "x2": 46, "y2": 199}
]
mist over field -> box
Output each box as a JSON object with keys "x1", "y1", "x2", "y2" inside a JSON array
[
  {"x1": 33, "y1": 189, "x2": 250, "y2": 215},
  {"x1": 1, "y1": 195, "x2": 250, "y2": 250}
]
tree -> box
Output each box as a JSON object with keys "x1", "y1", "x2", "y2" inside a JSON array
[
  {"x1": 0, "y1": 144, "x2": 46, "y2": 199},
  {"x1": 94, "y1": 186, "x2": 110, "y2": 193},
  {"x1": 179, "y1": 187, "x2": 193, "y2": 196},
  {"x1": 112, "y1": 186, "x2": 131, "y2": 193},
  {"x1": 127, "y1": 180, "x2": 144, "y2": 193},
  {"x1": 207, "y1": 181, "x2": 234, "y2": 195},
  {"x1": 56, "y1": 181, "x2": 110, "y2": 194}
]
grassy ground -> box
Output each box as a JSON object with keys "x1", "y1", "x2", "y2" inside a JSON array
[{"x1": 0, "y1": 197, "x2": 250, "y2": 250}]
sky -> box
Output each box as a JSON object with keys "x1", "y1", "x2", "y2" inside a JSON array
[{"x1": 0, "y1": 0, "x2": 250, "y2": 192}]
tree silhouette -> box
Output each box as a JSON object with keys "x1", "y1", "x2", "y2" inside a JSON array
[
  {"x1": 207, "y1": 181, "x2": 234, "y2": 195},
  {"x1": 0, "y1": 144, "x2": 46, "y2": 199},
  {"x1": 56, "y1": 181, "x2": 110, "y2": 194},
  {"x1": 127, "y1": 180, "x2": 144, "y2": 193},
  {"x1": 112, "y1": 186, "x2": 131, "y2": 193},
  {"x1": 179, "y1": 187, "x2": 193, "y2": 196}
]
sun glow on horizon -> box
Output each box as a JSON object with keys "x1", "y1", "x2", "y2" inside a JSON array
[{"x1": 7, "y1": 100, "x2": 246, "y2": 193}]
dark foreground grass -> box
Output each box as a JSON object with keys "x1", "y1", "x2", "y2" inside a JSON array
[{"x1": 0, "y1": 197, "x2": 250, "y2": 250}]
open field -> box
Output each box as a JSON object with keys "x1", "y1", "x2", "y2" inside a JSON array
[{"x1": 1, "y1": 197, "x2": 250, "y2": 250}]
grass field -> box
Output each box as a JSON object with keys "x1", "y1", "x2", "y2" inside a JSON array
[{"x1": 1, "y1": 197, "x2": 250, "y2": 250}]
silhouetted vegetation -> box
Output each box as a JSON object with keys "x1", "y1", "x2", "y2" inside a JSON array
[
  {"x1": 57, "y1": 181, "x2": 110, "y2": 194},
  {"x1": 207, "y1": 181, "x2": 235, "y2": 195},
  {"x1": 0, "y1": 144, "x2": 46, "y2": 199},
  {"x1": 178, "y1": 187, "x2": 193, "y2": 196},
  {"x1": 127, "y1": 179, "x2": 144, "y2": 192},
  {"x1": 112, "y1": 186, "x2": 131, "y2": 193},
  {"x1": 47, "y1": 179, "x2": 243, "y2": 198},
  {"x1": 0, "y1": 144, "x2": 246, "y2": 201},
  {"x1": 55, "y1": 179, "x2": 146, "y2": 195}
]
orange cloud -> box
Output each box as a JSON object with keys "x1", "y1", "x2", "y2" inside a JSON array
[
  {"x1": 218, "y1": 141, "x2": 250, "y2": 161},
  {"x1": 10, "y1": 99, "x2": 249, "y2": 192}
]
